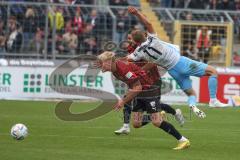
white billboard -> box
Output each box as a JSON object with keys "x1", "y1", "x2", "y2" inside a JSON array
[
  {"x1": 0, "y1": 67, "x2": 199, "y2": 103},
  {"x1": 0, "y1": 66, "x2": 114, "y2": 100}
]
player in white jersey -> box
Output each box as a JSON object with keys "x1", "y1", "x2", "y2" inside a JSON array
[{"x1": 126, "y1": 6, "x2": 228, "y2": 118}]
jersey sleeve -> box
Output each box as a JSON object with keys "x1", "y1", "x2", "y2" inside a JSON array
[{"x1": 127, "y1": 51, "x2": 144, "y2": 61}]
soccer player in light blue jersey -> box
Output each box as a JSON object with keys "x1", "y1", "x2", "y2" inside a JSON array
[{"x1": 127, "y1": 7, "x2": 228, "y2": 118}]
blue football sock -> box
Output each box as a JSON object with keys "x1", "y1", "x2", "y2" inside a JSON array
[
  {"x1": 188, "y1": 95, "x2": 197, "y2": 106},
  {"x1": 208, "y1": 75, "x2": 217, "y2": 99}
]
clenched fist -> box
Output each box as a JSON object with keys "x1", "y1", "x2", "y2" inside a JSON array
[{"x1": 128, "y1": 6, "x2": 138, "y2": 15}]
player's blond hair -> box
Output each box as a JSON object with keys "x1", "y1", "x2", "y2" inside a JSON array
[{"x1": 97, "y1": 51, "x2": 115, "y2": 62}]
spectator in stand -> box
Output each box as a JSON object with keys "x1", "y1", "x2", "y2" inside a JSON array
[
  {"x1": 9, "y1": 0, "x2": 25, "y2": 24},
  {"x1": 48, "y1": 0, "x2": 61, "y2": 3},
  {"x1": 63, "y1": 0, "x2": 76, "y2": 18},
  {"x1": 6, "y1": 16, "x2": 23, "y2": 53},
  {"x1": 82, "y1": 23, "x2": 94, "y2": 37},
  {"x1": 173, "y1": 0, "x2": 207, "y2": 9},
  {"x1": 86, "y1": 9, "x2": 102, "y2": 36},
  {"x1": 48, "y1": 7, "x2": 65, "y2": 33},
  {"x1": 33, "y1": 1, "x2": 46, "y2": 30},
  {"x1": 115, "y1": 9, "x2": 130, "y2": 43},
  {"x1": 72, "y1": 8, "x2": 84, "y2": 36},
  {"x1": 233, "y1": 15, "x2": 240, "y2": 41},
  {"x1": 236, "y1": 0, "x2": 240, "y2": 10},
  {"x1": 161, "y1": 0, "x2": 173, "y2": 8},
  {"x1": 23, "y1": 7, "x2": 37, "y2": 51},
  {"x1": 71, "y1": 0, "x2": 94, "y2": 4},
  {"x1": 109, "y1": 0, "x2": 129, "y2": 6},
  {"x1": 233, "y1": 51, "x2": 240, "y2": 66},
  {"x1": 56, "y1": 7, "x2": 65, "y2": 33},
  {"x1": 55, "y1": 34, "x2": 63, "y2": 54},
  {"x1": 211, "y1": 43, "x2": 224, "y2": 61},
  {"x1": 186, "y1": 0, "x2": 206, "y2": 9},
  {"x1": 185, "y1": 12, "x2": 193, "y2": 20},
  {"x1": 217, "y1": 0, "x2": 236, "y2": 10},
  {"x1": 207, "y1": 0, "x2": 221, "y2": 10},
  {"x1": 78, "y1": 23, "x2": 95, "y2": 54},
  {"x1": 46, "y1": 27, "x2": 53, "y2": 53},
  {"x1": 64, "y1": 0, "x2": 93, "y2": 4},
  {"x1": 127, "y1": 0, "x2": 140, "y2": 6},
  {"x1": 0, "y1": 5, "x2": 7, "y2": 23},
  {"x1": 57, "y1": 0, "x2": 66, "y2": 2},
  {"x1": 86, "y1": 9, "x2": 98, "y2": 27},
  {"x1": 0, "y1": 20, "x2": 6, "y2": 54},
  {"x1": 83, "y1": 36, "x2": 98, "y2": 55},
  {"x1": 173, "y1": 0, "x2": 184, "y2": 8},
  {"x1": 185, "y1": 42, "x2": 199, "y2": 60},
  {"x1": 58, "y1": 24, "x2": 78, "y2": 55},
  {"x1": 34, "y1": 27, "x2": 44, "y2": 54},
  {"x1": 147, "y1": 0, "x2": 161, "y2": 6},
  {"x1": 196, "y1": 26, "x2": 212, "y2": 63}
]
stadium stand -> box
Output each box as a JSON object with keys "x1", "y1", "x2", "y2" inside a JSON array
[
  {"x1": 0, "y1": 0, "x2": 239, "y2": 66},
  {"x1": 149, "y1": 0, "x2": 239, "y2": 10}
]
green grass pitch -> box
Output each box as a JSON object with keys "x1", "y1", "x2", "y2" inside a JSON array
[{"x1": 0, "y1": 100, "x2": 239, "y2": 160}]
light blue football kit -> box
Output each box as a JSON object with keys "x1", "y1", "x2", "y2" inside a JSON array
[{"x1": 128, "y1": 33, "x2": 217, "y2": 106}]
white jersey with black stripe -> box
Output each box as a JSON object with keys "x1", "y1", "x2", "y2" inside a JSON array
[{"x1": 128, "y1": 33, "x2": 181, "y2": 70}]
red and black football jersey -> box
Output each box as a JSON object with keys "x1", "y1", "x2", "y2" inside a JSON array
[
  {"x1": 127, "y1": 44, "x2": 160, "y2": 84},
  {"x1": 113, "y1": 60, "x2": 153, "y2": 90}
]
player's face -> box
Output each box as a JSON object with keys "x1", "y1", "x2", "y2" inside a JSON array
[
  {"x1": 127, "y1": 34, "x2": 136, "y2": 46},
  {"x1": 127, "y1": 34, "x2": 133, "y2": 41},
  {"x1": 101, "y1": 60, "x2": 113, "y2": 72}
]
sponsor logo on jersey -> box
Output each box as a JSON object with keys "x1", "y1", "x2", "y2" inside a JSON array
[{"x1": 125, "y1": 72, "x2": 133, "y2": 79}]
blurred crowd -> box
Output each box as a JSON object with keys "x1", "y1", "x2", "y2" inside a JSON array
[
  {"x1": 0, "y1": 0, "x2": 141, "y2": 56},
  {"x1": 149, "y1": 0, "x2": 240, "y2": 10},
  {"x1": 150, "y1": 0, "x2": 240, "y2": 65},
  {"x1": 0, "y1": 0, "x2": 96, "y2": 55},
  {"x1": 0, "y1": 0, "x2": 240, "y2": 65}
]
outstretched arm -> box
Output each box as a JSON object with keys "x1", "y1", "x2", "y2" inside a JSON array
[
  {"x1": 128, "y1": 6, "x2": 155, "y2": 34},
  {"x1": 114, "y1": 80, "x2": 142, "y2": 111}
]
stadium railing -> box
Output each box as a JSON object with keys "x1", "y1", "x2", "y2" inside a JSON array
[
  {"x1": 0, "y1": 1, "x2": 239, "y2": 66},
  {"x1": 0, "y1": 1, "x2": 117, "y2": 59},
  {"x1": 153, "y1": 8, "x2": 235, "y2": 66}
]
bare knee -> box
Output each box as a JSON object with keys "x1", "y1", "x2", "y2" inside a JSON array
[
  {"x1": 205, "y1": 65, "x2": 218, "y2": 76},
  {"x1": 184, "y1": 88, "x2": 196, "y2": 97},
  {"x1": 132, "y1": 122, "x2": 142, "y2": 128},
  {"x1": 151, "y1": 114, "x2": 163, "y2": 127},
  {"x1": 132, "y1": 112, "x2": 143, "y2": 128}
]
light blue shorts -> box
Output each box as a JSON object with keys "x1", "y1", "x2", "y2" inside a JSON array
[{"x1": 168, "y1": 56, "x2": 208, "y2": 90}]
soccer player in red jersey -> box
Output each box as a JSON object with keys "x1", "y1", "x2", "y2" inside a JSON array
[
  {"x1": 97, "y1": 51, "x2": 190, "y2": 150},
  {"x1": 114, "y1": 32, "x2": 184, "y2": 135}
]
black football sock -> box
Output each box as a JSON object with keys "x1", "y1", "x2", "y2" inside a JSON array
[
  {"x1": 141, "y1": 114, "x2": 151, "y2": 126},
  {"x1": 159, "y1": 121, "x2": 182, "y2": 140},
  {"x1": 123, "y1": 103, "x2": 132, "y2": 124},
  {"x1": 160, "y1": 103, "x2": 176, "y2": 115}
]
